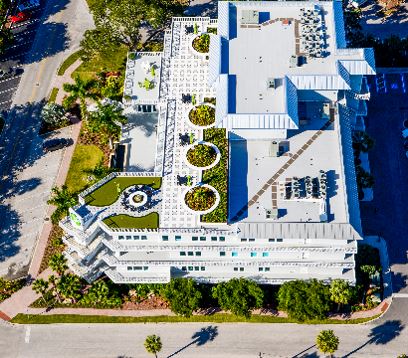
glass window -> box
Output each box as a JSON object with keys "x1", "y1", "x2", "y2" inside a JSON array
[
  {"x1": 188, "y1": 266, "x2": 194, "y2": 271},
  {"x1": 175, "y1": 235, "x2": 182, "y2": 241},
  {"x1": 200, "y1": 236, "x2": 206, "y2": 241},
  {"x1": 188, "y1": 251, "x2": 194, "y2": 256},
  {"x1": 118, "y1": 236, "x2": 124, "y2": 240},
  {"x1": 143, "y1": 266, "x2": 148, "y2": 271},
  {"x1": 219, "y1": 236, "x2": 225, "y2": 242},
  {"x1": 180, "y1": 251, "x2": 186, "y2": 256},
  {"x1": 141, "y1": 235, "x2": 147, "y2": 240},
  {"x1": 232, "y1": 251, "x2": 238, "y2": 257},
  {"x1": 194, "y1": 266, "x2": 199, "y2": 271},
  {"x1": 250, "y1": 252, "x2": 257, "y2": 257},
  {"x1": 277, "y1": 238, "x2": 283, "y2": 242},
  {"x1": 127, "y1": 266, "x2": 132, "y2": 271},
  {"x1": 268, "y1": 238, "x2": 275, "y2": 242},
  {"x1": 200, "y1": 267, "x2": 205, "y2": 271},
  {"x1": 126, "y1": 236, "x2": 132, "y2": 240},
  {"x1": 134, "y1": 266, "x2": 143, "y2": 271},
  {"x1": 195, "y1": 252, "x2": 201, "y2": 256},
  {"x1": 133, "y1": 235, "x2": 140, "y2": 240},
  {"x1": 162, "y1": 235, "x2": 169, "y2": 241},
  {"x1": 211, "y1": 236, "x2": 217, "y2": 241},
  {"x1": 265, "y1": 267, "x2": 270, "y2": 272},
  {"x1": 262, "y1": 252, "x2": 269, "y2": 257},
  {"x1": 233, "y1": 267, "x2": 238, "y2": 271},
  {"x1": 249, "y1": 238, "x2": 255, "y2": 242},
  {"x1": 220, "y1": 251, "x2": 226, "y2": 257},
  {"x1": 259, "y1": 267, "x2": 264, "y2": 272},
  {"x1": 181, "y1": 266, "x2": 187, "y2": 271},
  {"x1": 239, "y1": 267, "x2": 244, "y2": 272},
  {"x1": 192, "y1": 236, "x2": 198, "y2": 241},
  {"x1": 241, "y1": 238, "x2": 247, "y2": 242}
]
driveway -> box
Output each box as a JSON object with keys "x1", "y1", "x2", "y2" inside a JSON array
[
  {"x1": 360, "y1": 73, "x2": 408, "y2": 294},
  {"x1": 0, "y1": 0, "x2": 93, "y2": 278}
]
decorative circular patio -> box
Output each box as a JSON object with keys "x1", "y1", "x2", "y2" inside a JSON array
[{"x1": 184, "y1": 141, "x2": 221, "y2": 171}]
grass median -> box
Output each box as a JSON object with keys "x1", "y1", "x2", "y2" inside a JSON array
[
  {"x1": 11, "y1": 313, "x2": 381, "y2": 325},
  {"x1": 58, "y1": 50, "x2": 83, "y2": 76}
]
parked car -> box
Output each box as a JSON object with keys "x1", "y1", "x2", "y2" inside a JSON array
[
  {"x1": 8, "y1": 11, "x2": 30, "y2": 23},
  {"x1": 17, "y1": 0, "x2": 40, "y2": 12},
  {"x1": 42, "y1": 138, "x2": 73, "y2": 153},
  {"x1": 0, "y1": 67, "x2": 16, "y2": 79}
]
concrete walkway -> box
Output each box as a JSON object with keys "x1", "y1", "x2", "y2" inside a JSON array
[{"x1": 50, "y1": 58, "x2": 82, "y2": 105}]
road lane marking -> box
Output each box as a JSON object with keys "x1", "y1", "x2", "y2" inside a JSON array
[{"x1": 24, "y1": 326, "x2": 31, "y2": 344}]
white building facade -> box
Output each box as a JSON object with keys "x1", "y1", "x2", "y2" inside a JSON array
[{"x1": 61, "y1": 0, "x2": 376, "y2": 285}]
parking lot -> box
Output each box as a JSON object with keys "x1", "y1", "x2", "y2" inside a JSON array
[
  {"x1": 361, "y1": 73, "x2": 408, "y2": 294},
  {"x1": 0, "y1": 1, "x2": 46, "y2": 112}
]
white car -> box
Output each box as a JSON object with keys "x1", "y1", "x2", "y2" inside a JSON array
[{"x1": 17, "y1": 0, "x2": 40, "y2": 12}]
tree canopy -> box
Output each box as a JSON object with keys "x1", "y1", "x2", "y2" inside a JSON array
[
  {"x1": 329, "y1": 279, "x2": 352, "y2": 311},
  {"x1": 212, "y1": 278, "x2": 263, "y2": 318},
  {"x1": 163, "y1": 278, "x2": 201, "y2": 317},
  {"x1": 316, "y1": 330, "x2": 339, "y2": 356},
  {"x1": 144, "y1": 334, "x2": 162, "y2": 358},
  {"x1": 277, "y1": 279, "x2": 331, "y2": 321}
]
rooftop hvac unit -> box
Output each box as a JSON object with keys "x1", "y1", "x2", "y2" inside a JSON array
[{"x1": 267, "y1": 78, "x2": 277, "y2": 89}]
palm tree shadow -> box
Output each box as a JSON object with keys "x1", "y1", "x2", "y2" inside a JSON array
[
  {"x1": 343, "y1": 320, "x2": 404, "y2": 357},
  {"x1": 166, "y1": 325, "x2": 218, "y2": 358}
]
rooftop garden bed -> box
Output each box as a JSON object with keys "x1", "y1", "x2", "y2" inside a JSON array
[
  {"x1": 85, "y1": 177, "x2": 161, "y2": 207},
  {"x1": 192, "y1": 33, "x2": 210, "y2": 53},
  {"x1": 189, "y1": 105, "x2": 215, "y2": 127},
  {"x1": 185, "y1": 186, "x2": 217, "y2": 212},
  {"x1": 103, "y1": 212, "x2": 159, "y2": 229},
  {"x1": 201, "y1": 128, "x2": 228, "y2": 223},
  {"x1": 186, "y1": 143, "x2": 217, "y2": 168},
  {"x1": 207, "y1": 27, "x2": 217, "y2": 35}
]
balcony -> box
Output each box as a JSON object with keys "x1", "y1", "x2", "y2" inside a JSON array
[{"x1": 104, "y1": 268, "x2": 170, "y2": 284}]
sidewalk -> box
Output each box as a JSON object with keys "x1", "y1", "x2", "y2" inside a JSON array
[{"x1": 51, "y1": 58, "x2": 82, "y2": 105}]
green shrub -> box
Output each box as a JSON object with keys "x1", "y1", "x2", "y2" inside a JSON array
[
  {"x1": 186, "y1": 144, "x2": 216, "y2": 167},
  {"x1": 163, "y1": 278, "x2": 202, "y2": 317},
  {"x1": 192, "y1": 33, "x2": 210, "y2": 53},
  {"x1": 189, "y1": 105, "x2": 215, "y2": 126},
  {"x1": 185, "y1": 186, "x2": 216, "y2": 211}
]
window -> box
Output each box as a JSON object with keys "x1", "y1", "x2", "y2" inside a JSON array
[
  {"x1": 141, "y1": 235, "x2": 147, "y2": 240},
  {"x1": 219, "y1": 236, "x2": 225, "y2": 242},
  {"x1": 268, "y1": 238, "x2": 276, "y2": 242},
  {"x1": 195, "y1": 252, "x2": 201, "y2": 256},
  {"x1": 211, "y1": 236, "x2": 217, "y2": 241},
  {"x1": 220, "y1": 251, "x2": 226, "y2": 257},
  {"x1": 262, "y1": 252, "x2": 269, "y2": 257},
  {"x1": 188, "y1": 266, "x2": 194, "y2": 271},
  {"x1": 118, "y1": 236, "x2": 124, "y2": 240},
  {"x1": 133, "y1": 266, "x2": 143, "y2": 271},
  {"x1": 192, "y1": 236, "x2": 198, "y2": 241},
  {"x1": 241, "y1": 238, "x2": 247, "y2": 242},
  {"x1": 239, "y1": 267, "x2": 244, "y2": 272},
  {"x1": 249, "y1": 238, "x2": 255, "y2": 242},
  {"x1": 259, "y1": 267, "x2": 264, "y2": 272},
  {"x1": 200, "y1": 266, "x2": 205, "y2": 271},
  {"x1": 180, "y1": 251, "x2": 186, "y2": 256},
  {"x1": 162, "y1": 235, "x2": 169, "y2": 241},
  {"x1": 265, "y1": 267, "x2": 270, "y2": 272},
  {"x1": 200, "y1": 236, "x2": 206, "y2": 241},
  {"x1": 127, "y1": 266, "x2": 133, "y2": 271},
  {"x1": 188, "y1": 251, "x2": 194, "y2": 256},
  {"x1": 277, "y1": 238, "x2": 283, "y2": 242},
  {"x1": 250, "y1": 252, "x2": 257, "y2": 257},
  {"x1": 175, "y1": 235, "x2": 182, "y2": 241},
  {"x1": 133, "y1": 235, "x2": 140, "y2": 240},
  {"x1": 181, "y1": 266, "x2": 187, "y2": 271},
  {"x1": 234, "y1": 267, "x2": 238, "y2": 271},
  {"x1": 126, "y1": 236, "x2": 132, "y2": 240},
  {"x1": 194, "y1": 266, "x2": 199, "y2": 271},
  {"x1": 143, "y1": 266, "x2": 148, "y2": 271},
  {"x1": 232, "y1": 251, "x2": 238, "y2": 257}
]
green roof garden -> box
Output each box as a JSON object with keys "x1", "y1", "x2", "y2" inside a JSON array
[
  {"x1": 103, "y1": 213, "x2": 159, "y2": 229},
  {"x1": 84, "y1": 176, "x2": 162, "y2": 207}
]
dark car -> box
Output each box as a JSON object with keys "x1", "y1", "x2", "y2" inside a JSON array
[{"x1": 42, "y1": 138, "x2": 73, "y2": 153}]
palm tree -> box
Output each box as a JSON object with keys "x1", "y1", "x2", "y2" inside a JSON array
[
  {"x1": 57, "y1": 273, "x2": 82, "y2": 304},
  {"x1": 62, "y1": 76, "x2": 98, "y2": 118},
  {"x1": 144, "y1": 334, "x2": 162, "y2": 358},
  {"x1": 48, "y1": 253, "x2": 68, "y2": 276},
  {"x1": 88, "y1": 103, "x2": 127, "y2": 144},
  {"x1": 47, "y1": 185, "x2": 77, "y2": 224},
  {"x1": 316, "y1": 330, "x2": 339, "y2": 358},
  {"x1": 329, "y1": 279, "x2": 352, "y2": 312},
  {"x1": 32, "y1": 278, "x2": 49, "y2": 304},
  {"x1": 48, "y1": 274, "x2": 62, "y2": 303}
]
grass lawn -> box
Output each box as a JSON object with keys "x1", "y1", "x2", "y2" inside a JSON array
[
  {"x1": 65, "y1": 144, "x2": 104, "y2": 194},
  {"x1": 48, "y1": 87, "x2": 59, "y2": 103},
  {"x1": 11, "y1": 313, "x2": 381, "y2": 325},
  {"x1": 85, "y1": 177, "x2": 161, "y2": 206},
  {"x1": 103, "y1": 212, "x2": 159, "y2": 229},
  {"x1": 71, "y1": 46, "x2": 128, "y2": 81},
  {"x1": 58, "y1": 50, "x2": 83, "y2": 76}
]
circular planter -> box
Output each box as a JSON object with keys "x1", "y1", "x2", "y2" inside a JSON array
[
  {"x1": 128, "y1": 191, "x2": 148, "y2": 208},
  {"x1": 187, "y1": 103, "x2": 216, "y2": 129},
  {"x1": 182, "y1": 184, "x2": 220, "y2": 215},
  {"x1": 190, "y1": 33, "x2": 210, "y2": 57},
  {"x1": 184, "y1": 141, "x2": 221, "y2": 171}
]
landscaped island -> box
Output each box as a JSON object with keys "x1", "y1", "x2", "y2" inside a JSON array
[
  {"x1": 185, "y1": 186, "x2": 217, "y2": 212},
  {"x1": 186, "y1": 143, "x2": 217, "y2": 167},
  {"x1": 188, "y1": 105, "x2": 215, "y2": 127},
  {"x1": 192, "y1": 33, "x2": 210, "y2": 53},
  {"x1": 103, "y1": 212, "x2": 159, "y2": 229}
]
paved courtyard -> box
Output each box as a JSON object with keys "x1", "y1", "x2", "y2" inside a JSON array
[{"x1": 360, "y1": 73, "x2": 408, "y2": 294}]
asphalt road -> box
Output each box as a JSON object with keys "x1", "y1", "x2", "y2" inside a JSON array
[
  {"x1": 0, "y1": 299, "x2": 407, "y2": 358},
  {"x1": 0, "y1": 0, "x2": 93, "y2": 278}
]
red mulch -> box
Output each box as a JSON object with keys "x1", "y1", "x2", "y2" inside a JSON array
[{"x1": 122, "y1": 295, "x2": 169, "y2": 310}]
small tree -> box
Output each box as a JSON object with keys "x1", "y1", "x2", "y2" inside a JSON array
[
  {"x1": 212, "y1": 278, "x2": 264, "y2": 318},
  {"x1": 47, "y1": 185, "x2": 77, "y2": 223},
  {"x1": 329, "y1": 279, "x2": 352, "y2": 312},
  {"x1": 48, "y1": 253, "x2": 68, "y2": 276},
  {"x1": 32, "y1": 278, "x2": 49, "y2": 304},
  {"x1": 41, "y1": 103, "x2": 67, "y2": 127},
  {"x1": 57, "y1": 273, "x2": 82, "y2": 304},
  {"x1": 144, "y1": 334, "x2": 162, "y2": 358},
  {"x1": 316, "y1": 330, "x2": 339, "y2": 357},
  {"x1": 163, "y1": 278, "x2": 201, "y2": 317}
]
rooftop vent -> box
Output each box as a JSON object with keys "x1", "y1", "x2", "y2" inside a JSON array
[{"x1": 267, "y1": 78, "x2": 277, "y2": 89}]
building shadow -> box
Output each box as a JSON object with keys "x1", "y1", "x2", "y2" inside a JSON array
[
  {"x1": 166, "y1": 325, "x2": 219, "y2": 358},
  {"x1": 184, "y1": 0, "x2": 218, "y2": 18},
  {"x1": 344, "y1": 320, "x2": 404, "y2": 357}
]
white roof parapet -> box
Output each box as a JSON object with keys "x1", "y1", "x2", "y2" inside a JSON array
[
  {"x1": 288, "y1": 73, "x2": 350, "y2": 90},
  {"x1": 215, "y1": 74, "x2": 229, "y2": 126},
  {"x1": 332, "y1": 0, "x2": 347, "y2": 49},
  {"x1": 218, "y1": 1, "x2": 230, "y2": 39},
  {"x1": 208, "y1": 34, "x2": 222, "y2": 87},
  {"x1": 285, "y1": 77, "x2": 299, "y2": 127},
  {"x1": 223, "y1": 113, "x2": 297, "y2": 130},
  {"x1": 237, "y1": 222, "x2": 362, "y2": 240}
]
